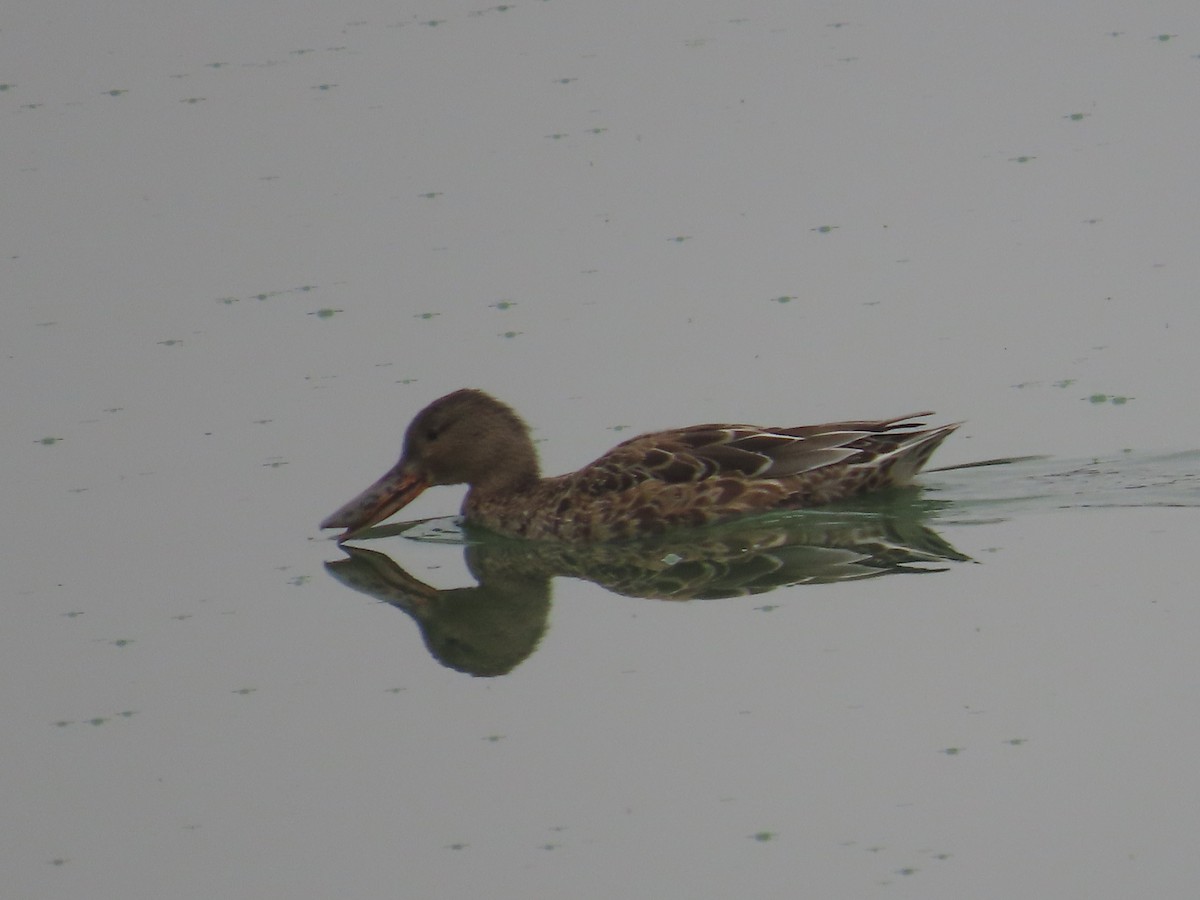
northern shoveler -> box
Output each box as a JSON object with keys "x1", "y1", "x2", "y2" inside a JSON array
[{"x1": 320, "y1": 389, "x2": 960, "y2": 542}]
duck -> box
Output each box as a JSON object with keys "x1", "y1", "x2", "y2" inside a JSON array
[{"x1": 320, "y1": 389, "x2": 960, "y2": 543}]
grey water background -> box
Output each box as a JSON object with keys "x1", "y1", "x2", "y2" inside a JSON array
[{"x1": 5, "y1": 1, "x2": 1200, "y2": 897}]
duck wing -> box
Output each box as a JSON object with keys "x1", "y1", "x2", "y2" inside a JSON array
[{"x1": 573, "y1": 414, "x2": 938, "y2": 491}]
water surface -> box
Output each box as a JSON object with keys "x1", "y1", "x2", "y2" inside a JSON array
[{"x1": 6, "y1": 2, "x2": 1200, "y2": 897}]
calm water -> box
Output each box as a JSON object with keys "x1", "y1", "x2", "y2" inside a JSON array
[{"x1": 6, "y1": 2, "x2": 1200, "y2": 897}]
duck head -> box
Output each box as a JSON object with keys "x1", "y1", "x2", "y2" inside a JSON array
[{"x1": 320, "y1": 389, "x2": 539, "y2": 540}]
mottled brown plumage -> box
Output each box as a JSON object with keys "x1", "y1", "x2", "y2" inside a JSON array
[{"x1": 320, "y1": 389, "x2": 960, "y2": 542}]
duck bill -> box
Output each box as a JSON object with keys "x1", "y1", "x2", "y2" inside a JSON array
[{"x1": 320, "y1": 460, "x2": 428, "y2": 541}]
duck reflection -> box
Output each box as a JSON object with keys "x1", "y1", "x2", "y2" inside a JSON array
[{"x1": 323, "y1": 497, "x2": 969, "y2": 677}]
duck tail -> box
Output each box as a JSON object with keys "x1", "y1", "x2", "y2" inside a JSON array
[{"x1": 881, "y1": 422, "x2": 962, "y2": 485}]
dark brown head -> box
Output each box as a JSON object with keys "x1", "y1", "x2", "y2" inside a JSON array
[
  {"x1": 320, "y1": 389, "x2": 539, "y2": 540},
  {"x1": 401, "y1": 389, "x2": 538, "y2": 489}
]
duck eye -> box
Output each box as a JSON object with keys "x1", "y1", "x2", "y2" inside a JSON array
[{"x1": 425, "y1": 428, "x2": 440, "y2": 442}]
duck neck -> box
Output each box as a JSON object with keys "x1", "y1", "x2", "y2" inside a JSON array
[{"x1": 474, "y1": 433, "x2": 541, "y2": 495}]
